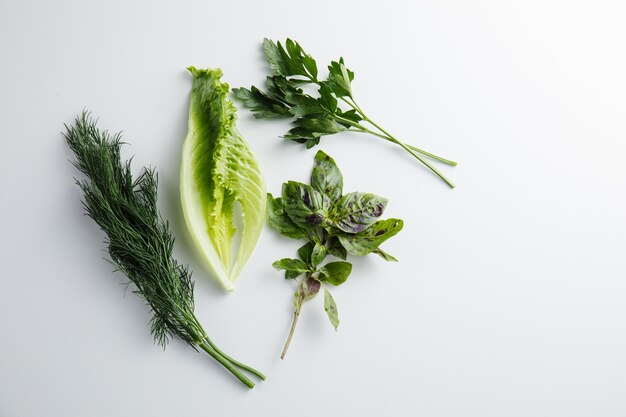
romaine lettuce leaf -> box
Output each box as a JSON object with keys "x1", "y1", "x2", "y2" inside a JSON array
[{"x1": 181, "y1": 67, "x2": 266, "y2": 291}]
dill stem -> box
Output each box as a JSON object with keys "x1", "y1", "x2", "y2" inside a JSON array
[
  {"x1": 204, "y1": 337, "x2": 265, "y2": 380},
  {"x1": 198, "y1": 341, "x2": 255, "y2": 389},
  {"x1": 186, "y1": 312, "x2": 266, "y2": 380}
]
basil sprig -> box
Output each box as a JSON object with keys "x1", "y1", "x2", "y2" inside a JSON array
[{"x1": 268, "y1": 151, "x2": 403, "y2": 358}]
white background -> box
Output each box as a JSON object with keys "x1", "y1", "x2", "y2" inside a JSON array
[{"x1": 1, "y1": 0, "x2": 625, "y2": 415}]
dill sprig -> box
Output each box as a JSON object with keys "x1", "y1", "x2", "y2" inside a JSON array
[{"x1": 64, "y1": 111, "x2": 265, "y2": 388}]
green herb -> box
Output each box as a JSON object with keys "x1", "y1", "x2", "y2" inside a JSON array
[
  {"x1": 233, "y1": 38, "x2": 457, "y2": 188},
  {"x1": 64, "y1": 112, "x2": 265, "y2": 388},
  {"x1": 181, "y1": 67, "x2": 267, "y2": 291},
  {"x1": 268, "y1": 150, "x2": 403, "y2": 358}
]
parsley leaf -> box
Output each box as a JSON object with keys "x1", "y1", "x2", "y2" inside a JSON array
[
  {"x1": 234, "y1": 38, "x2": 458, "y2": 188},
  {"x1": 232, "y1": 86, "x2": 291, "y2": 119}
]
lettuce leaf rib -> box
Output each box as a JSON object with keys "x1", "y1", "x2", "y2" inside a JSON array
[{"x1": 181, "y1": 67, "x2": 266, "y2": 291}]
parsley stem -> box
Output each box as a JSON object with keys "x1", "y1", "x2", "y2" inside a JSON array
[
  {"x1": 407, "y1": 145, "x2": 457, "y2": 166},
  {"x1": 330, "y1": 114, "x2": 456, "y2": 187},
  {"x1": 339, "y1": 95, "x2": 363, "y2": 114},
  {"x1": 304, "y1": 78, "x2": 457, "y2": 168},
  {"x1": 380, "y1": 132, "x2": 456, "y2": 188},
  {"x1": 357, "y1": 127, "x2": 457, "y2": 166},
  {"x1": 364, "y1": 129, "x2": 458, "y2": 166},
  {"x1": 346, "y1": 96, "x2": 458, "y2": 166}
]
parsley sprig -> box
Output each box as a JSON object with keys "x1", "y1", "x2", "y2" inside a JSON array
[
  {"x1": 268, "y1": 151, "x2": 403, "y2": 358},
  {"x1": 233, "y1": 38, "x2": 457, "y2": 188}
]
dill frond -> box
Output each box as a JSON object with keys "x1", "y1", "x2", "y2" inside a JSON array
[{"x1": 64, "y1": 111, "x2": 265, "y2": 388}]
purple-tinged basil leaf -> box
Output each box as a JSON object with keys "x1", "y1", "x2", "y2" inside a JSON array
[
  {"x1": 372, "y1": 248, "x2": 398, "y2": 262},
  {"x1": 267, "y1": 194, "x2": 307, "y2": 239},
  {"x1": 332, "y1": 192, "x2": 388, "y2": 233},
  {"x1": 299, "y1": 277, "x2": 321, "y2": 301},
  {"x1": 282, "y1": 181, "x2": 330, "y2": 227},
  {"x1": 326, "y1": 236, "x2": 348, "y2": 260},
  {"x1": 311, "y1": 150, "x2": 343, "y2": 203},
  {"x1": 338, "y1": 218, "x2": 403, "y2": 256},
  {"x1": 323, "y1": 287, "x2": 340, "y2": 331}
]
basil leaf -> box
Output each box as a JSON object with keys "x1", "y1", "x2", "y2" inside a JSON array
[
  {"x1": 297, "y1": 241, "x2": 314, "y2": 264},
  {"x1": 372, "y1": 248, "x2": 398, "y2": 262},
  {"x1": 338, "y1": 218, "x2": 403, "y2": 256},
  {"x1": 311, "y1": 150, "x2": 343, "y2": 203},
  {"x1": 319, "y1": 261, "x2": 352, "y2": 286},
  {"x1": 296, "y1": 241, "x2": 327, "y2": 269},
  {"x1": 323, "y1": 287, "x2": 340, "y2": 331},
  {"x1": 282, "y1": 181, "x2": 330, "y2": 227},
  {"x1": 332, "y1": 192, "x2": 388, "y2": 233},
  {"x1": 311, "y1": 243, "x2": 328, "y2": 268},
  {"x1": 326, "y1": 236, "x2": 348, "y2": 260},
  {"x1": 300, "y1": 277, "x2": 321, "y2": 301},
  {"x1": 267, "y1": 194, "x2": 307, "y2": 239},
  {"x1": 272, "y1": 258, "x2": 310, "y2": 279},
  {"x1": 285, "y1": 270, "x2": 302, "y2": 279}
]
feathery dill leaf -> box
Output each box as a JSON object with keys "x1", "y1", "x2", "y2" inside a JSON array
[{"x1": 64, "y1": 111, "x2": 264, "y2": 388}]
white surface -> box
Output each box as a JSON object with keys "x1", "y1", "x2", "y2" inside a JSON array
[{"x1": 1, "y1": 0, "x2": 626, "y2": 415}]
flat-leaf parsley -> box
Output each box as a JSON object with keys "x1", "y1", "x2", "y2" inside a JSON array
[{"x1": 234, "y1": 38, "x2": 457, "y2": 188}]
